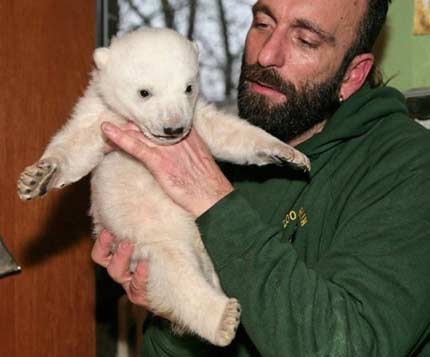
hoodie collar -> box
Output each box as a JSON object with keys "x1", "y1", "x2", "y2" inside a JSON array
[{"x1": 296, "y1": 83, "x2": 408, "y2": 158}]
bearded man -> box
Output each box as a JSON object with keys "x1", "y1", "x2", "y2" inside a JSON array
[{"x1": 92, "y1": 0, "x2": 430, "y2": 355}]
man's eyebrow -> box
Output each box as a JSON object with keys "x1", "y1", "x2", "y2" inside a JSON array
[
  {"x1": 252, "y1": 3, "x2": 275, "y2": 20},
  {"x1": 293, "y1": 18, "x2": 336, "y2": 46}
]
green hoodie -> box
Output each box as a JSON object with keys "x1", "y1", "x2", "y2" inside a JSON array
[{"x1": 141, "y1": 84, "x2": 430, "y2": 356}]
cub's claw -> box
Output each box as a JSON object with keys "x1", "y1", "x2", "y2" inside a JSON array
[
  {"x1": 271, "y1": 154, "x2": 311, "y2": 172},
  {"x1": 257, "y1": 145, "x2": 311, "y2": 172},
  {"x1": 213, "y1": 298, "x2": 241, "y2": 347},
  {"x1": 17, "y1": 159, "x2": 57, "y2": 200}
]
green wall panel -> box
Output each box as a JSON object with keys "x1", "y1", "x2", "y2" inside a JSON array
[{"x1": 376, "y1": 1, "x2": 430, "y2": 91}]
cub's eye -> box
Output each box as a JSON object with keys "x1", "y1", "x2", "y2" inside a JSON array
[
  {"x1": 185, "y1": 85, "x2": 193, "y2": 94},
  {"x1": 139, "y1": 89, "x2": 151, "y2": 98}
]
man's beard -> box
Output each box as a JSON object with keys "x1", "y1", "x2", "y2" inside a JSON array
[{"x1": 237, "y1": 61, "x2": 345, "y2": 143}]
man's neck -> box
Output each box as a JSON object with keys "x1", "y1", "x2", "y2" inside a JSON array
[{"x1": 287, "y1": 120, "x2": 327, "y2": 147}]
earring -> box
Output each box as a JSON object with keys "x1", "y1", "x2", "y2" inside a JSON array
[{"x1": 339, "y1": 95, "x2": 344, "y2": 103}]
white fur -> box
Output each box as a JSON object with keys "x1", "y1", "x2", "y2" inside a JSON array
[{"x1": 17, "y1": 28, "x2": 309, "y2": 346}]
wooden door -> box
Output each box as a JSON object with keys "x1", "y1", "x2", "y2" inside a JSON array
[{"x1": 0, "y1": 1, "x2": 96, "y2": 356}]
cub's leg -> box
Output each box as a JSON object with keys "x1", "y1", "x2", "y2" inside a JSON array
[
  {"x1": 144, "y1": 241, "x2": 241, "y2": 346},
  {"x1": 194, "y1": 99, "x2": 311, "y2": 171},
  {"x1": 91, "y1": 153, "x2": 240, "y2": 346},
  {"x1": 17, "y1": 84, "x2": 126, "y2": 201},
  {"x1": 193, "y1": 235, "x2": 222, "y2": 290}
]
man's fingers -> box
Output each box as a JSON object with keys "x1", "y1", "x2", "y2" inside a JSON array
[
  {"x1": 103, "y1": 121, "x2": 141, "y2": 154},
  {"x1": 103, "y1": 139, "x2": 119, "y2": 154},
  {"x1": 128, "y1": 261, "x2": 149, "y2": 305},
  {"x1": 91, "y1": 229, "x2": 115, "y2": 267},
  {"x1": 101, "y1": 122, "x2": 152, "y2": 161},
  {"x1": 123, "y1": 120, "x2": 141, "y2": 132},
  {"x1": 106, "y1": 241, "x2": 134, "y2": 284},
  {"x1": 125, "y1": 129, "x2": 158, "y2": 148}
]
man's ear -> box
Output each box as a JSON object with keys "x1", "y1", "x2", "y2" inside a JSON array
[
  {"x1": 339, "y1": 53, "x2": 374, "y2": 100},
  {"x1": 93, "y1": 47, "x2": 111, "y2": 69}
]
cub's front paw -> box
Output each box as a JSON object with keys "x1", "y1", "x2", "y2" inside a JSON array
[
  {"x1": 257, "y1": 144, "x2": 311, "y2": 172},
  {"x1": 17, "y1": 159, "x2": 58, "y2": 200}
]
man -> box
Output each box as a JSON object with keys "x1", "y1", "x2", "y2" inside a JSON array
[{"x1": 92, "y1": 0, "x2": 430, "y2": 355}]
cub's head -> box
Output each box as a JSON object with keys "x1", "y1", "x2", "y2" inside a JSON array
[{"x1": 93, "y1": 28, "x2": 200, "y2": 145}]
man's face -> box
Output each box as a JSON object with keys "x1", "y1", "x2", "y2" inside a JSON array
[{"x1": 238, "y1": 0, "x2": 366, "y2": 142}]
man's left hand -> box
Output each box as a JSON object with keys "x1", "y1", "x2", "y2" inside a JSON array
[{"x1": 101, "y1": 122, "x2": 234, "y2": 218}]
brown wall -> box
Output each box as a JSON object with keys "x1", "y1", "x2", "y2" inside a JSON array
[{"x1": 0, "y1": 1, "x2": 96, "y2": 356}]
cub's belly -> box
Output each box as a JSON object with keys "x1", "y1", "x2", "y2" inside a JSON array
[
  {"x1": 90, "y1": 152, "x2": 163, "y2": 232},
  {"x1": 89, "y1": 151, "x2": 195, "y2": 245}
]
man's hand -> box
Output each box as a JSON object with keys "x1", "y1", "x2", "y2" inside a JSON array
[
  {"x1": 103, "y1": 121, "x2": 141, "y2": 154},
  {"x1": 91, "y1": 230, "x2": 149, "y2": 307},
  {"x1": 92, "y1": 230, "x2": 173, "y2": 319},
  {"x1": 101, "y1": 122, "x2": 234, "y2": 218}
]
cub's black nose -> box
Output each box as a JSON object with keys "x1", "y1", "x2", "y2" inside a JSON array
[{"x1": 164, "y1": 127, "x2": 184, "y2": 136}]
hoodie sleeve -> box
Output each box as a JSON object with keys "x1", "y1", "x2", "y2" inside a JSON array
[{"x1": 140, "y1": 151, "x2": 430, "y2": 356}]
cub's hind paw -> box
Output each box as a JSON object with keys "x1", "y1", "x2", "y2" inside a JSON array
[
  {"x1": 257, "y1": 144, "x2": 311, "y2": 172},
  {"x1": 17, "y1": 159, "x2": 58, "y2": 200},
  {"x1": 214, "y1": 298, "x2": 241, "y2": 347}
]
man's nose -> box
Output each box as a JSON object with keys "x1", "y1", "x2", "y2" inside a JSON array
[{"x1": 257, "y1": 30, "x2": 286, "y2": 68}]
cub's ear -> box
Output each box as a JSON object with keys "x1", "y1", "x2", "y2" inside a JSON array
[
  {"x1": 192, "y1": 41, "x2": 199, "y2": 57},
  {"x1": 93, "y1": 47, "x2": 110, "y2": 69}
]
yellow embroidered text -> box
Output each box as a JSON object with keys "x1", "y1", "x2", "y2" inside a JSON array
[{"x1": 283, "y1": 207, "x2": 308, "y2": 229}]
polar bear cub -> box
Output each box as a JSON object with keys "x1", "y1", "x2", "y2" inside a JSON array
[{"x1": 17, "y1": 28, "x2": 310, "y2": 346}]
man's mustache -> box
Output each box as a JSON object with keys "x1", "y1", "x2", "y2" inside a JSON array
[{"x1": 241, "y1": 63, "x2": 296, "y2": 97}]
